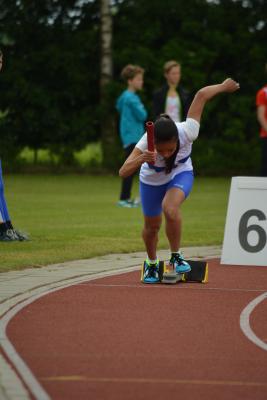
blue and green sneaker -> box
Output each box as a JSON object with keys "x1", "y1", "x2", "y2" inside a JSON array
[
  {"x1": 143, "y1": 259, "x2": 160, "y2": 284},
  {"x1": 117, "y1": 200, "x2": 138, "y2": 208},
  {"x1": 170, "y1": 252, "x2": 191, "y2": 274}
]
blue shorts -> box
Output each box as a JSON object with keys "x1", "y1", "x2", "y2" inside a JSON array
[{"x1": 140, "y1": 171, "x2": 194, "y2": 217}]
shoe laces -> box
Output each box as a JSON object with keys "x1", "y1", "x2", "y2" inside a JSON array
[
  {"x1": 170, "y1": 252, "x2": 184, "y2": 265},
  {"x1": 6, "y1": 229, "x2": 18, "y2": 239},
  {"x1": 145, "y1": 261, "x2": 159, "y2": 278},
  {"x1": 13, "y1": 229, "x2": 29, "y2": 241}
]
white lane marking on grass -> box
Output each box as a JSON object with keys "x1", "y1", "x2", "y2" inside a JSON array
[
  {"x1": 240, "y1": 292, "x2": 267, "y2": 351},
  {"x1": 0, "y1": 266, "x2": 139, "y2": 400}
]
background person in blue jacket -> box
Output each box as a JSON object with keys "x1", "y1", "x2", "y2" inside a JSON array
[{"x1": 116, "y1": 64, "x2": 147, "y2": 207}]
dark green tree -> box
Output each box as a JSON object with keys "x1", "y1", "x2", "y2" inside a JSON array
[
  {"x1": 0, "y1": 0, "x2": 100, "y2": 165},
  {"x1": 0, "y1": 0, "x2": 266, "y2": 174}
]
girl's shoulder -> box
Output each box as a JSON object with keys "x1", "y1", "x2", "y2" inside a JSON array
[{"x1": 175, "y1": 121, "x2": 189, "y2": 145}]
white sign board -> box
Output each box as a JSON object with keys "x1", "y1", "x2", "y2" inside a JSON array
[{"x1": 221, "y1": 177, "x2": 267, "y2": 266}]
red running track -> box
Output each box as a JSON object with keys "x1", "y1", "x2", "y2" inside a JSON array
[{"x1": 6, "y1": 259, "x2": 267, "y2": 400}]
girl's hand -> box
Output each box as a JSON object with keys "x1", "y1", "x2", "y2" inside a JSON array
[
  {"x1": 142, "y1": 150, "x2": 157, "y2": 164},
  {"x1": 221, "y1": 78, "x2": 240, "y2": 93}
]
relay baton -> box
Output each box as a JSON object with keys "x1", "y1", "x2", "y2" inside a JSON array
[{"x1": 146, "y1": 121, "x2": 155, "y2": 165}]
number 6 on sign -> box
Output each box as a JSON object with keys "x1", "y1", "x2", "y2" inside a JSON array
[
  {"x1": 239, "y1": 209, "x2": 267, "y2": 253},
  {"x1": 221, "y1": 177, "x2": 267, "y2": 266}
]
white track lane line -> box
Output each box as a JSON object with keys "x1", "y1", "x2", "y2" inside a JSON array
[
  {"x1": 78, "y1": 282, "x2": 267, "y2": 293},
  {"x1": 0, "y1": 266, "x2": 138, "y2": 400},
  {"x1": 1, "y1": 265, "x2": 267, "y2": 400},
  {"x1": 240, "y1": 292, "x2": 267, "y2": 351}
]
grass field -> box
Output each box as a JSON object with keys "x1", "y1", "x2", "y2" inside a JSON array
[
  {"x1": 0, "y1": 175, "x2": 231, "y2": 273},
  {"x1": 19, "y1": 143, "x2": 102, "y2": 168}
]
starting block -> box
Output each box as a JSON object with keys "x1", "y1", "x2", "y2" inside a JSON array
[
  {"x1": 181, "y1": 260, "x2": 208, "y2": 283},
  {"x1": 141, "y1": 260, "x2": 208, "y2": 284},
  {"x1": 160, "y1": 262, "x2": 183, "y2": 284}
]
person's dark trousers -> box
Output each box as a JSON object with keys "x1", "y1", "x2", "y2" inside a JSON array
[
  {"x1": 120, "y1": 143, "x2": 136, "y2": 201},
  {"x1": 261, "y1": 137, "x2": 267, "y2": 177}
]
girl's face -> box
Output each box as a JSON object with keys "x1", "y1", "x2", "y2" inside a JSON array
[
  {"x1": 129, "y1": 73, "x2": 144, "y2": 91},
  {"x1": 165, "y1": 65, "x2": 181, "y2": 87},
  {"x1": 155, "y1": 138, "x2": 177, "y2": 159}
]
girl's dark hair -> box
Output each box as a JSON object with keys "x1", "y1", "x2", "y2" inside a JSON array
[{"x1": 154, "y1": 114, "x2": 179, "y2": 174}]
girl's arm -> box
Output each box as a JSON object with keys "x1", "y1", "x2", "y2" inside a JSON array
[
  {"x1": 119, "y1": 147, "x2": 156, "y2": 178},
  {"x1": 257, "y1": 105, "x2": 267, "y2": 131},
  {"x1": 188, "y1": 78, "x2": 240, "y2": 123}
]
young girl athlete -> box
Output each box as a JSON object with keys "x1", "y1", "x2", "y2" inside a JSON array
[{"x1": 119, "y1": 78, "x2": 240, "y2": 283}]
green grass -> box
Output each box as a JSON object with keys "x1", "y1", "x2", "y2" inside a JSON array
[
  {"x1": 0, "y1": 175, "x2": 231, "y2": 273},
  {"x1": 19, "y1": 143, "x2": 102, "y2": 167}
]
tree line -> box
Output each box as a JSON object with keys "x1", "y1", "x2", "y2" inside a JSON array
[{"x1": 0, "y1": 0, "x2": 266, "y2": 175}]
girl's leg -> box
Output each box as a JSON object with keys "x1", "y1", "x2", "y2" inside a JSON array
[
  {"x1": 162, "y1": 188, "x2": 185, "y2": 252},
  {"x1": 162, "y1": 185, "x2": 191, "y2": 274},
  {"x1": 142, "y1": 215, "x2": 162, "y2": 260},
  {"x1": 140, "y1": 181, "x2": 166, "y2": 261},
  {"x1": 162, "y1": 171, "x2": 194, "y2": 252}
]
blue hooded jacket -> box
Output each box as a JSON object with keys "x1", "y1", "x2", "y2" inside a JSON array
[{"x1": 116, "y1": 90, "x2": 147, "y2": 148}]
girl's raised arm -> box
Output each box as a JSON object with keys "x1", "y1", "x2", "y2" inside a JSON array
[{"x1": 188, "y1": 78, "x2": 240, "y2": 123}]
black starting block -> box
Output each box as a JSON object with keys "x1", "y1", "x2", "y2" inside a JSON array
[
  {"x1": 181, "y1": 260, "x2": 208, "y2": 283},
  {"x1": 141, "y1": 260, "x2": 208, "y2": 284}
]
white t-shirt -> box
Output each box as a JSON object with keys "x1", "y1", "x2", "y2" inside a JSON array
[
  {"x1": 165, "y1": 95, "x2": 181, "y2": 122},
  {"x1": 136, "y1": 118, "x2": 200, "y2": 186}
]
